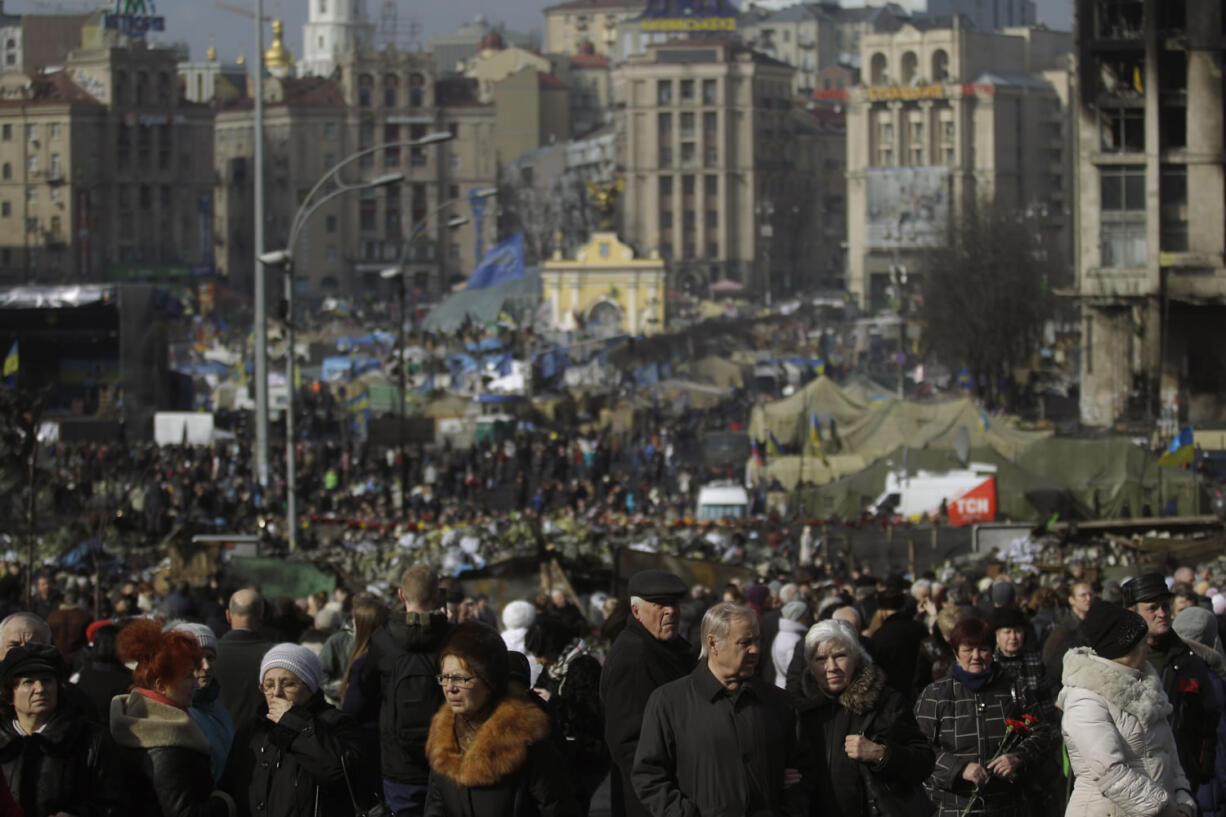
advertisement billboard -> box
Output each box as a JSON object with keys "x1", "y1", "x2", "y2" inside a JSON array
[{"x1": 865, "y1": 167, "x2": 950, "y2": 248}]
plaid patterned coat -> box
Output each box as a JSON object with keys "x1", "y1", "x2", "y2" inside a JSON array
[{"x1": 914, "y1": 667, "x2": 1055, "y2": 817}]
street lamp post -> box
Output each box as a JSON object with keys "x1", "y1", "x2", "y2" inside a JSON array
[
  {"x1": 256, "y1": 135, "x2": 453, "y2": 548},
  {"x1": 380, "y1": 190, "x2": 494, "y2": 511}
]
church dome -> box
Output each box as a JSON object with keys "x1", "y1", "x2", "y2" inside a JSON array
[{"x1": 264, "y1": 19, "x2": 296, "y2": 72}]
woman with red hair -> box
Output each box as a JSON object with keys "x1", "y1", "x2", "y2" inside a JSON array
[{"x1": 110, "y1": 618, "x2": 235, "y2": 817}]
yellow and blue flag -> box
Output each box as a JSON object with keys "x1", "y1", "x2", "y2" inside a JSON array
[
  {"x1": 2, "y1": 341, "x2": 16, "y2": 387},
  {"x1": 1159, "y1": 427, "x2": 1195, "y2": 467},
  {"x1": 978, "y1": 410, "x2": 991, "y2": 433},
  {"x1": 767, "y1": 431, "x2": 783, "y2": 458},
  {"x1": 810, "y1": 412, "x2": 829, "y2": 466}
]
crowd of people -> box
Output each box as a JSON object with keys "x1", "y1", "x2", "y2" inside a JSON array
[{"x1": 0, "y1": 557, "x2": 1223, "y2": 817}]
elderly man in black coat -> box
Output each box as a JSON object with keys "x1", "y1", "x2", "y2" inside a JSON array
[
  {"x1": 632, "y1": 602, "x2": 810, "y2": 817},
  {"x1": 600, "y1": 569, "x2": 695, "y2": 817}
]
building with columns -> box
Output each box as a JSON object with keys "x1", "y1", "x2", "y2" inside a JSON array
[
  {"x1": 614, "y1": 39, "x2": 824, "y2": 298},
  {"x1": 1074, "y1": 0, "x2": 1226, "y2": 428},
  {"x1": 541, "y1": 230, "x2": 666, "y2": 334},
  {"x1": 844, "y1": 18, "x2": 1073, "y2": 309}
]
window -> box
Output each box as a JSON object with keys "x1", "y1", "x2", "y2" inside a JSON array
[
  {"x1": 704, "y1": 174, "x2": 717, "y2": 196},
  {"x1": 681, "y1": 175, "x2": 695, "y2": 195},
  {"x1": 49, "y1": 123, "x2": 59, "y2": 140},
  {"x1": 660, "y1": 146, "x2": 672, "y2": 168},
  {"x1": 657, "y1": 112, "x2": 671, "y2": 138},
  {"x1": 139, "y1": 185, "x2": 151, "y2": 209},
  {"x1": 360, "y1": 196, "x2": 376, "y2": 231},
  {"x1": 707, "y1": 241, "x2": 719, "y2": 258},
  {"x1": 657, "y1": 80, "x2": 672, "y2": 104},
  {"x1": 359, "y1": 121, "x2": 374, "y2": 149},
  {"x1": 384, "y1": 74, "x2": 399, "y2": 107},
  {"x1": 659, "y1": 175, "x2": 673, "y2": 196},
  {"x1": 324, "y1": 153, "x2": 335, "y2": 171},
  {"x1": 358, "y1": 74, "x2": 373, "y2": 107},
  {"x1": 1101, "y1": 221, "x2": 1147, "y2": 266},
  {"x1": 703, "y1": 79, "x2": 717, "y2": 104},
  {"x1": 49, "y1": 215, "x2": 61, "y2": 238},
  {"x1": 0, "y1": 202, "x2": 8, "y2": 217},
  {"x1": 683, "y1": 209, "x2": 695, "y2": 228},
  {"x1": 25, "y1": 188, "x2": 34, "y2": 205},
  {"x1": 1100, "y1": 166, "x2": 1145, "y2": 211},
  {"x1": 2, "y1": 162, "x2": 9, "y2": 180},
  {"x1": 680, "y1": 112, "x2": 695, "y2": 139},
  {"x1": 1160, "y1": 165, "x2": 1188, "y2": 252},
  {"x1": 409, "y1": 74, "x2": 425, "y2": 107},
  {"x1": 326, "y1": 245, "x2": 338, "y2": 262},
  {"x1": 704, "y1": 144, "x2": 718, "y2": 167},
  {"x1": 50, "y1": 153, "x2": 60, "y2": 177},
  {"x1": 26, "y1": 155, "x2": 37, "y2": 174},
  {"x1": 25, "y1": 124, "x2": 36, "y2": 142},
  {"x1": 324, "y1": 122, "x2": 337, "y2": 140},
  {"x1": 681, "y1": 142, "x2": 696, "y2": 167},
  {"x1": 326, "y1": 214, "x2": 337, "y2": 233},
  {"x1": 932, "y1": 49, "x2": 949, "y2": 82},
  {"x1": 1, "y1": 124, "x2": 9, "y2": 140},
  {"x1": 680, "y1": 79, "x2": 694, "y2": 101},
  {"x1": 703, "y1": 111, "x2": 717, "y2": 136},
  {"x1": 659, "y1": 210, "x2": 673, "y2": 228},
  {"x1": 1099, "y1": 107, "x2": 1143, "y2": 152},
  {"x1": 706, "y1": 209, "x2": 718, "y2": 228}
]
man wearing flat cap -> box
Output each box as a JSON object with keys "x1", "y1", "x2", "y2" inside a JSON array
[
  {"x1": 1121, "y1": 571, "x2": 1220, "y2": 792},
  {"x1": 600, "y1": 569, "x2": 695, "y2": 817}
]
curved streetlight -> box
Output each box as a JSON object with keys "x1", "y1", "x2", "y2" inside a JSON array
[
  {"x1": 256, "y1": 132, "x2": 450, "y2": 550},
  {"x1": 380, "y1": 206, "x2": 482, "y2": 512}
]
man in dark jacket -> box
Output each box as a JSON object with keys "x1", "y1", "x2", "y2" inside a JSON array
[
  {"x1": 600, "y1": 569, "x2": 694, "y2": 817},
  {"x1": 632, "y1": 602, "x2": 810, "y2": 817},
  {"x1": 1123, "y1": 572, "x2": 1221, "y2": 794},
  {"x1": 361, "y1": 563, "x2": 451, "y2": 817},
  {"x1": 869, "y1": 588, "x2": 927, "y2": 701},
  {"x1": 216, "y1": 587, "x2": 275, "y2": 729}
]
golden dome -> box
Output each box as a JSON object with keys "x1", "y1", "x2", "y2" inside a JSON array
[
  {"x1": 206, "y1": 42, "x2": 217, "y2": 62},
  {"x1": 236, "y1": 53, "x2": 246, "y2": 65},
  {"x1": 264, "y1": 19, "x2": 296, "y2": 71}
]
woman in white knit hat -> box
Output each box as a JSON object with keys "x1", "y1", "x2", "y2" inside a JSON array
[{"x1": 220, "y1": 643, "x2": 369, "y2": 817}]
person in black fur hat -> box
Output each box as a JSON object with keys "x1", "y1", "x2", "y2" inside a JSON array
[{"x1": 0, "y1": 643, "x2": 127, "y2": 816}]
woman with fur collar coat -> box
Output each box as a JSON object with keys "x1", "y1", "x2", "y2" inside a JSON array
[
  {"x1": 425, "y1": 622, "x2": 579, "y2": 817},
  {"x1": 798, "y1": 620, "x2": 934, "y2": 817},
  {"x1": 1059, "y1": 602, "x2": 1197, "y2": 817}
]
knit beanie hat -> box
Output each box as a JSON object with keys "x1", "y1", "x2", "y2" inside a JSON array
[
  {"x1": 259, "y1": 643, "x2": 323, "y2": 693},
  {"x1": 168, "y1": 622, "x2": 219, "y2": 654},
  {"x1": 1173, "y1": 607, "x2": 1226, "y2": 658},
  {"x1": 1077, "y1": 600, "x2": 1148, "y2": 660},
  {"x1": 440, "y1": 621, "x2": 509, "y2": 699}
]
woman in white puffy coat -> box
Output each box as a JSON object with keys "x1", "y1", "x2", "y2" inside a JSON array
[{"x1": 1059, "y1": 600, "x2": 1197, "y2": 817}]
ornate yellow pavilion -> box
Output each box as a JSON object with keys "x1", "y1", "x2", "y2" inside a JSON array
[{"x1": 540, "y1": 232, "x2": 667, "y2": 335}]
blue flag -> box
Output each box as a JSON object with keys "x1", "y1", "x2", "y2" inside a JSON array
[{"x1": 466, "y1": 232, "x2": 525, "y2": 290}]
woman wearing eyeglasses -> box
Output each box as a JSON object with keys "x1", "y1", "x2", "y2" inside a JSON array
[
  {"x1": 425, "y1": 621, "x2": 579, "y2": 817},
  {"x1": 914, "y1": 616, "x2": 1056, "y2": 817},
  {"x1": 221, "y1": 643, "x2": 366, "y2": 817}
]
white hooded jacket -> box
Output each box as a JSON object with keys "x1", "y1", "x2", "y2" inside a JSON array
[{"x1": 1059, "y1": 646, "x2": 1195, "y2": 817}]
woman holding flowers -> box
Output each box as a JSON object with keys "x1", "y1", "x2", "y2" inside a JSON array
[{"x1": 914, "y1": 616, "x2": 1054, "y2": 817}]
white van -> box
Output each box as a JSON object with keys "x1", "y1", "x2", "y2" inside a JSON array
[{"x1": 696, "y1": 482, "x2": 751, "y2": 521}]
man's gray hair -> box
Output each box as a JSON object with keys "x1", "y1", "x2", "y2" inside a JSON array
[
  {"x1": 699, "y1": 602, "x2": 757, "y2": 659},
  {"x1": 803, "y1": 618, "x2": 871, "y2": 669},
  {"x1": 0, "y1": 612, "x2": 52, "y2": 644}
]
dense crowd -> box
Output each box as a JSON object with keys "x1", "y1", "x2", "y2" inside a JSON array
[
  {"x1": 0, "y1": 554, "x2": 1223, "y2": 817},
  {"x1": 28, "y1": 400, "x2": 751, "y2": 546}
]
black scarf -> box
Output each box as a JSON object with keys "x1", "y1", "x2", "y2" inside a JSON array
[{"x1": 952, "y1": 662, "x2": 998, "y2": 692}]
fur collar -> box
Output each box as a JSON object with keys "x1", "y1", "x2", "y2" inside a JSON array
[
  {"x1": 109, "y1": 690, "x2": 210, "y2": 754},
  {"x1": 801, "y1": 661, "x2": 886, "y2": 715},
  {"x1": 426, "y1": 693, "x2": 550, "y2": 787},
  {"x1": 1062, "y1": 647, "x2": 1172, "y2": 725}
]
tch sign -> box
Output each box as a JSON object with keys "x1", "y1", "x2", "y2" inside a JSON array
[{"x1": 946, "y1": 478, "x2": 997, "y2": 527}]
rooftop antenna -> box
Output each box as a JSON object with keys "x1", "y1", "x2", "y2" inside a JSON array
[{"x1": 377, "y1": 0, "x2": 396, "y2": 50}]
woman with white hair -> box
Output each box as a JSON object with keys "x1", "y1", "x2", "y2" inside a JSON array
[
  {"x1": 798, "y1": 619, "x2": 934, "y2": 817},
  {"x1": 501, "y1": 599, "x2": 542, "y2": 686}
]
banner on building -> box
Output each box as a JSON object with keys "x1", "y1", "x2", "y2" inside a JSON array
[{"x1": 865, "y1": 167, "x2": 950, "y2": 248}]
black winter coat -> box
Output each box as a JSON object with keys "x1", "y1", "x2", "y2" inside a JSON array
[
  {"x1": 363, "y1": 610, "x2": 452, "y2": 784},
  {"x1": 216, "y1": 629, "x2": 276, "y2": 732},
  {"x1": 222, "y1": 692, "x2": 366, "y2": 817},
  {"x1": 1148, "y1": 630, "x2": 1221, "y2": 787},
  {"x1": 797, "y1": 662, "x2": 934, "y2": 817},
  {"x1": 0, "y1": 699, "x2": 127, "y2": 817},
  {"x1": 424, "y1": 693, "x2": 579, "y2": 817},
  {"x1": 632, "y1": 663, "x2": 811, "y2": 817},
  {"x1": 598, "y1": 616, "x2": 693, "y2": 817},
  {"x1": 110, "y1": 690, "x2": 234, "y2": 817},
  {"x1": 870, "y1": 612, "x2": 928, "y2": 701}
]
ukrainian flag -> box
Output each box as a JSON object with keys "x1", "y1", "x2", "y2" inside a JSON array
[
  {"x1": 1159, "y1": 427, "x2": 1195, "y2": 467},
  {"x1": 810, "y1": 412, "x2": 829, "y2": 466},
  {"x1": 2, "y1": 341, "x2": 16, "y2": 386},
  {"x1": 767, "y1": 431, "x2": 784, "y2": 458}
]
